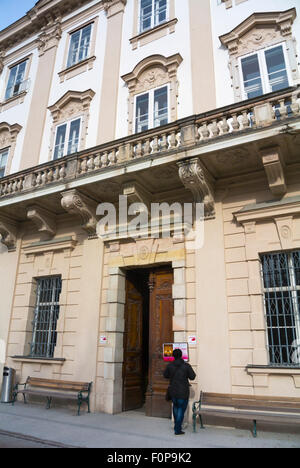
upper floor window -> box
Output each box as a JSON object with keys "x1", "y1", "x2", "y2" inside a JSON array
[
  {"x1": 261, "y1": 251, "x2": 300, "y2": 366},
  {"x1": 67, "y1": 24, "x2": 92, "y2": 68},
  {"x1": 219, "y1": 9, "x2": 298, "y2": 103},
  {"x1": 5, "y1": 60, "x2": 28, "y2": 101},
  {"x1": 0, "y1": 149, "x2": 8, "y2": 178},
  {"x1": 139, "y1": 0, "x2": 168, "y2": 33},
  {"x1": 53, "y1": 118, "x2": 81, "y2": 159},
  {"x1": 135, "y1": 85, "x2": 169, "y2": 132},
  {"x1": 240, "y1": 44, "x2": 290, "y2": 100}
]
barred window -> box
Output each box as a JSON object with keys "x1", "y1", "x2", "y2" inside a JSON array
[
  {"x1": 261, "y1": 251, "x2": 300, "y2": 366},
  {"x1": 30, "y1": 277, "x2": 62, "y2": 358}
]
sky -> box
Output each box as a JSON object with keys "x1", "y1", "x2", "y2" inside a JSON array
[{"x1": 0, "y1": 0, "x2": 37, "y2": 31}]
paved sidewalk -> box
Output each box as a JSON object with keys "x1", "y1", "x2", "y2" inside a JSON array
[{"x1": 0, "y1": 402, "x2": 299, "y2": 448}]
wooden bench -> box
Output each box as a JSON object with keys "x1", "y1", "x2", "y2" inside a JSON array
[
  {"x1": 13, "y1": 377, "x2": 92, "y2": 416},
  {"x1": 192, "y1": 392, "x2": 300, "y2": 437}
]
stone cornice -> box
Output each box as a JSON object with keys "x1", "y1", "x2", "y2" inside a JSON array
[{"x1": 0, "y1": 0, "x2": 93, "y2": 52}]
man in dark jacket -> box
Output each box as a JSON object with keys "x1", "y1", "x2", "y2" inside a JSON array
[{"x1": 163, "y1": 348, "x2": 196, "y2": 435}]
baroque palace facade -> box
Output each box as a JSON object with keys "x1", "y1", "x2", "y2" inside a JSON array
[{"x1": 0, "y1": 0, "x2": 300, "y2": 422}]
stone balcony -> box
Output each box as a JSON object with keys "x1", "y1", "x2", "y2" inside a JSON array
[{"x1": 0, "y1": 85, "x2": 300, "y2": 249}]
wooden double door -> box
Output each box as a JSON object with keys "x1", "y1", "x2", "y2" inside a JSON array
[{"x1": 122, "y1": 267, "x2": 174, "y2": 418}]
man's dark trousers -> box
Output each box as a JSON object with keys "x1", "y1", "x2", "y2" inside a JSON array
[{"x1": 172, "y1": 398, "x2": 188, "y2": 434}]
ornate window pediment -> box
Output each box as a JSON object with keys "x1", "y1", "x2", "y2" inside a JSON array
[
  {"x1": 220, "y1": 8, "x2": 296, "y2": 56},
  {"x1": 48, "y1": 89, "x2": 95, "y2": 159},
  {"x1": 219, "y1": 8, "x2": 298, "y2": 102},
  {"x1": 48, "y1": 89, "x2": 95, "y2": 123},
  {"x1": 122, "y1": 53, "x2": 182, "y2": 134},
  {"x1": 0, "y1": 122, "x2": 22, "y2": 176}
]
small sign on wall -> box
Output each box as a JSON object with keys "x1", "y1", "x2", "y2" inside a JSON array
[
  {"x1": 100, "y1": 336, "x2": 107, "y2": 344},
  {"x1": 188, "y1": 335, "x2": 197, "y2": 345}
]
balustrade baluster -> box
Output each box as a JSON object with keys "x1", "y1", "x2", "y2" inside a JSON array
[
  {"x1": 220, "y1": 117, "x2": 229, "y2": 134},
  {"x1": 94, "y1": 153, "x2": 101, "y2": 170},
  {"x1": 242, "y1": 111, "x2": 250, "y2": 129},
  {"x1": 143, "y1": 139, "x2": 151, "y2": 156},
  {"x1": 87, "y1": 155, "x2": 95, "y2": 171},
  {"x1": 231, "y1": 113, "x2": 240, "y2": 131},
  {"x1": 200, "y1": 122, "x2": 210, "y2": 139},
  {"x1": 59, "y1": 164, "x2": 66, "y2": 180},
  {"x1": 101, "y1": 152, "x2": 108, "y2": 167}
]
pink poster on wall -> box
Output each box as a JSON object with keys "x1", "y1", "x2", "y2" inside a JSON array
[{"x1": 163, "y1": 343, "x2": 189, "y2": 362}]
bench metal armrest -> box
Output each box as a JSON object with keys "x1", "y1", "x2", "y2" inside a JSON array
[
  {"x1": 14, "y1": 382, "x2": 27, "y2": 391},
  {"x1": 192, "y1": 390, "x2": 203, "y2": 414}
]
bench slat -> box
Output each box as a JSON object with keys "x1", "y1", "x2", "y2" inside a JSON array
[
  {"x1": 26, "y1": 377, "x2": 90, "y2": 392},
  {"x1": 199, "y1": 408, "x2": 300, "y2": 424},
  {"x1": 193, "y1": 392, "x2": 300, "y2": 436}
]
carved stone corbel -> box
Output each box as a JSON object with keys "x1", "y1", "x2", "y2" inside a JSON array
[
  {"x1": 61, "y1": 189, "x2": 98, "y2": 237},
  {"x1": 261, "y1": 146, "x2": 287, "y2": 197},
  {"x1": 122, "y1": 181, "x2": 151, "y2": 212},
  {"x1": 0, "y1": 215, "x2": 18, "y2": 251},
  {"x1": 178, "y1": 157, "x2": 215, "y2": 219},
  {"x1": 27, "y1": 205, "x2": 56, "y2": 238}
]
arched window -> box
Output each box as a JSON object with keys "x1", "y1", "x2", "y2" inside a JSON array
[{"x1": 122, "y1": 54, "x2": 182, "y2": 134}]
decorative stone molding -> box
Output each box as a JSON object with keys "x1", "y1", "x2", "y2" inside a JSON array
[
  {"x1": 0, "y1": 122, "x2": 22, "y2": 149},
  {"x1": 48, "y1": 89, "x2": 95, "y2": 160},
  {"x1": 130, "y1": 19, "x2": 178, "y2": 51},
  {"x1": 177, "y1": 157, "x2": 215, "y2": 219},
  {"x1": 122, "y1": 181, "x2": 151, "y2": 211},
  {"x1": 0, "y1": 51, "x2": 5, "y2": 75},
  {"x1": 103, "y1": 0, "x2": 127, "y2": 18},
  {"x1": 122, "y1": 54, "x2": 183, "y2": 134},
  {"x1": 48, "y1": 89, "x2": 95, "y2": 123},
  {"x1": 220, "y1": 8, "x2": 296, "y2": 56},
  {"x1": 274, "y1": 216, "x2": 294, "y2": 250},
  {"x1": 247, "y1": 366, "x2": 300, "y2": 389},
  {"x1": 0, "y1": 215, "x2": 18, "y2": 251},
  {"x1": 234, "y1": 196, "x2": 300, "y2": 230},
  {"x1": 27, "y1": 205, "x2": 57, "y2": 238},
  {"x1": 0, "y1": 122, "x2": 22, "y2": 176},
  {"x1": 23, "y1": 236, "x2": 77, "y2": 256},
  {"x1": 219, "y1": 8, "x2": 298, "y2": 101},
  {"x1": 37, "y1": 18, "x2": 62, "y2": 57},
  {"x1": 261, "y1": 146, "x2": 287, "y2": 197},
  {"x1": 61, "y1": 189, "x2": 98, "y2": 237}
]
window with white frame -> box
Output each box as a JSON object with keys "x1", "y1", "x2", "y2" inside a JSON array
[
  {"x1": 261, "y1": 251, "x2": 300, "y2": 366},
  {"x1": 67, "y1": 24, "x2": 92, "y2": 68},
  {"x1": 5, "y1": 60, "x2": 29, "y2": 100},
  {"x1": 135, "y1": 85, "x2": 169, "y2": 133},
  {"x1": 53, "y1": 118, "x2": 81, "y2": 160},
  {"x1": 0, "y1": 149, "x2": 8, "y2": 178},
  {"x1": 240, "y1": 44, "x2": 290, "y2": 100},
  {"x1": 30, "y1": 276, "x2": 62, "y2": 358},
  {"x1": 139, "y1": 0, "x2": 168, "y2": 33}
]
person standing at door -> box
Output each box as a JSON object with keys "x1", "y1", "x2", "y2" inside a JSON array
[{"x1": 163, "y1": 348, "x2": 196, "y2": 435}]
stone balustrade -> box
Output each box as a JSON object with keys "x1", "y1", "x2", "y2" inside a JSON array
[{"x1": 0, "y1": 86, "x2": 299, "y2": 200}]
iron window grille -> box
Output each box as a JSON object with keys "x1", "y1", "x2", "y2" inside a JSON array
[
  {"x1": 261, "y1": 251, "x2": 300, "y2": 366},
  {"x1": 30, "y1": 276, "x2": 62, "y2": 358}
]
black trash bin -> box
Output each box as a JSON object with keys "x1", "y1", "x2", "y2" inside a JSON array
[{"x1": 1, "y1": 367, "x2": 16, "y2": 403}]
